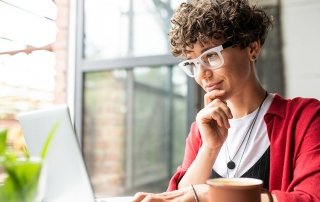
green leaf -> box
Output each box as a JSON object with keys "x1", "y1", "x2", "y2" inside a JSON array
[
  {"x1": 41, "y1": 122, "x2": 59, "y2": 159},
  {"x1": 1, "y1": 158, "x2": 42, "y2": 202},
  {"x1": 0, "y1": 128, "x2": 8, "y2": 156},
  {"x1": 22, "y1": 145, "x2": 30, "y2": 159},
  {"x1": 0, "y1": 123, "x2": 58, "y2": 201}
]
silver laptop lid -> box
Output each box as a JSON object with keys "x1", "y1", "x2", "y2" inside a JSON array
[{"x1": 18, "y1": 104, "x2": 95, "y2": 202}]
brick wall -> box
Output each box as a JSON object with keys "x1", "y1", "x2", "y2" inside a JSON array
[
  {"x1": 53, "y1": 0, "x2": 69, "y2": 104},
  {"x1": 82, "y1": 72, "x2": 126, "y2": 196}
]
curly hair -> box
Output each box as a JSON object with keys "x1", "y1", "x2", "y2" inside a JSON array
[{"x1": 169, "y1": 0, "x2": 273, "y2": 57}]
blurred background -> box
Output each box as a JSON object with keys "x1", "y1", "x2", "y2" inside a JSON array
[{"x1": 0, "y1": 0, "x2": 319, "y2": 197}]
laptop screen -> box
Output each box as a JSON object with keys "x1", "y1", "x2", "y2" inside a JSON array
[{"x1": 18, "y1": 104, "x2": 96, "y2": 202}]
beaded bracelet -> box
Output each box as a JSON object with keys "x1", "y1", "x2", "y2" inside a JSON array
[{"x1": 190, "y1": 184, "x2": 200, "y2": 202}]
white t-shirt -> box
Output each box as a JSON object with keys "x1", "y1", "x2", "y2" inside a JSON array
[{"x1": 213, "y1": 93, "x2": 274, "y2": 178}]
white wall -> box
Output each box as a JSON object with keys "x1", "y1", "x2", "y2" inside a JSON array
[{"x1": 281, "y1": 0, "x2": 320, "y2": 99}]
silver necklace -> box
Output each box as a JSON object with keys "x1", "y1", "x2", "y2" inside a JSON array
[{"x1": 225, "y1": 92, "x2": 268, "y2": 176}]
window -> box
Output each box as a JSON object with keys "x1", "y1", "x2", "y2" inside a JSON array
[
  {"x1": 82, "y1": 66, "x2": 187, "y2": 195},
  {"x1": 0, "y1": 0, "x2": 60, "y2": 151},
  {"x1": 76, "y1": 0, "x2": 190, "y2": 197},
  {"x1": 84, "y1": 0, "x2": 182, "y2": 60}
]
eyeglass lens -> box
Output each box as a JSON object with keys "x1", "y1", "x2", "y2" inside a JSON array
[{"x1": 181, "y1": 51, "x2": 223, "y2": 76}]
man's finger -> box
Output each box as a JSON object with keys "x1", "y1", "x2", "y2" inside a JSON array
[
  {"x1": 205, "y1": 99, "x2": 233, "y2": 119},
  {"x1": 204, "y1": 90, "x2": 226, "y2": 106},
  {"x1": 159, "y1": 190, "x2": 184, "y2": 199},
  {"x1": 132, "y1": 192, "x2": 150, "y2": 202}
]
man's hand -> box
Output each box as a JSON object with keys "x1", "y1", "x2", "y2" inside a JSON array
[
  {"x1": 132, "y1": 184, "x2": 209, "y2": 202},
  {"x1": 196, "y1": 90, "x2": 232, "y2": 150}
]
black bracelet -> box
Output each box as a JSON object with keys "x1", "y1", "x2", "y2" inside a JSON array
[
  {"x1": 262, "y1": 188, "x2": 274, "y2": 202},
  {"x1": 190, "y1": 184, "x2": 200, "y2": 202}
]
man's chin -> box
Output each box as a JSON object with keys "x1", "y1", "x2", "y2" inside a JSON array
[{"x1": 204, "y1": 89, "x2": 229, "y2": 100}]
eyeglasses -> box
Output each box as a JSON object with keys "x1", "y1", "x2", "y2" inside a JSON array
[{"x1": 178, "y1": 41, "x2": 234, "y2": 77}]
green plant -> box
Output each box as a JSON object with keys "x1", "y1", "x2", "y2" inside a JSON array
[{"x1": 0, "y1": 123, "x2": 58, "y2": 202}]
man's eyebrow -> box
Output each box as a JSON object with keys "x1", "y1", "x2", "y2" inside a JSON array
[
  {"x1": 201, "y1": 44, "x2": 219, "y2": 54},
  {"x1": 184, "y1": 49, "x2": 193, "y2": 54},
  {"x1": 185, "y1": 45, "x2": 217, "y2": 59},
  {"x1": 184, "y1": 50, "x2": 193, "y2": 60}
]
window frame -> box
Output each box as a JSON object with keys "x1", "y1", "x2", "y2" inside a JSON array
[{"x1": 74, "y1": 0, "x2": 198, "y2": 192}]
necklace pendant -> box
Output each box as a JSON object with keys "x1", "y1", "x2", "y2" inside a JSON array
[{"x1": 227, "y1": 161, "x2": 236, "y2": 169}]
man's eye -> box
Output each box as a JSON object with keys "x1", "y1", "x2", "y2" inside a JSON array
[{"x1": 207, "y1": 53, "x2": 218, "y2": 59}]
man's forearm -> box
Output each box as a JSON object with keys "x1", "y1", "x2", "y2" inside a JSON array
[{"x1": 178, "y1": 146, "x2": 220, "y2": 189}]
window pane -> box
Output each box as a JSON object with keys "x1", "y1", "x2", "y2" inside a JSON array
[
  {"x1": 84, "y1": 1, "x2": 129, "y2": 60},
  {"x1": 84, "y1": 0, "x2": 184, "y2": 60},
  {"x1": 0, "y1": 51, "x2": 56, "y2": 114},
  {"x1": 134, "y1": 66, "x2": 169, "y2": 88},
  {"x1": 0, "y1": 50, "x2": 57, "y2": 158},
  {"x1": 83, "y1": 70, "x2": 128, "y2": 196},
  {"x1": 172, "y1": 66, "x2": 187, "y2": 171},
  {"x1": 82, "y1": 66, "x2": 188, "y2": 197},
  {"x1": 132, "y1": 66, "x2": 170, "y2": 191}
]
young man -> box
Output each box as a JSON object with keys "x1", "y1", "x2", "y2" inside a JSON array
[{"x1": 133, "y1": 0, "x2": 320, "y2": 201}]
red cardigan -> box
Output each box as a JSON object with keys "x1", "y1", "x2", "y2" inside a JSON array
[{"x1": 167, "y1": 94, "x2": 320, "y2": 202}]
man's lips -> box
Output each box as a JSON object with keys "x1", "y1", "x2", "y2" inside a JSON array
[{"x1": 205, "y1": 81, "x2": 223, "y2": 92}]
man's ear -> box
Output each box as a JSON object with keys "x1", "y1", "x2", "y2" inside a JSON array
[{"x1": 248, "y1": 40, "x2": 261, "y2": 61}]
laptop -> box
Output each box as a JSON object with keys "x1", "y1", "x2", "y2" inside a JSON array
[{"x1": 18, "y1": 104, "x2": 133, "y2": 202}]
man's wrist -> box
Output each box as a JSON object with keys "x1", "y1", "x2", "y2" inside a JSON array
[
  {"x1": 199, "y1": 144, "x2": 221, "y2": 157},
  {"x1": 261, "y1": 192, "x2": 277, "y2": 202},
  {"x1": 190, "y1": 184, "x2": 200, "y2": 202}
]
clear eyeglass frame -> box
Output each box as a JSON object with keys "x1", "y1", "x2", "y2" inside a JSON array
[{"x1": 178, "y1": 41, "x2": 234, "y2": 77}]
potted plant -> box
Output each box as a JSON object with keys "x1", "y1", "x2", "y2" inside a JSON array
[{"x1": 0, "y1": 124, "x2": 58, "y2": 202}]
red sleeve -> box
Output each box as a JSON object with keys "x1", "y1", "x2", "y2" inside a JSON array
[
  {"x1": 167, "y1": 122, "x2": 202, "y2": 191},
  {"x1": 269, "y1": 98, "x2": 320, "y2": 202},
  {"x1": 275, "y1": 108, "x2": 320, "y2": 202}
]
